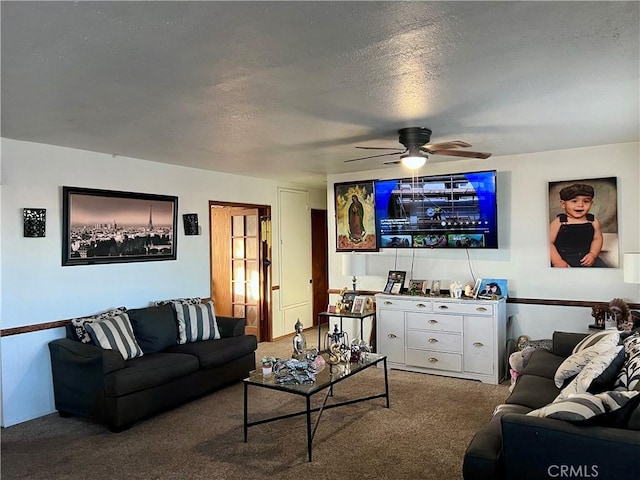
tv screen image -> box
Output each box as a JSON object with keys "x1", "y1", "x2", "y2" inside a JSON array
[{"x1": 375, "y1": 170, "x2": 498, "y2": 249}]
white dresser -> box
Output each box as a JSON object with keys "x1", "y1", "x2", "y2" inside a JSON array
[{"x1": 375, "y1": 294, "x2": 507, "y2": 384}]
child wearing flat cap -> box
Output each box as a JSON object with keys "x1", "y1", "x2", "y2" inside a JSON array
[{"x1": 549, "y1": 183, "x2": 606, "y2": 267}]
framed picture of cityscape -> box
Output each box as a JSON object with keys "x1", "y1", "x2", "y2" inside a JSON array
[{"x1": 62, "y1": 186, "x2": 178, "y2": 266}]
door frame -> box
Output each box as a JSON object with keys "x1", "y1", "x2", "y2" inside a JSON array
[{"x1": 209, "y1": 201, "x2": 272, "y2": 342}]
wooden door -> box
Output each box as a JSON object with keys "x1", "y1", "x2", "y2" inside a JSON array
[
  {"x1": 311, "y1": 209, "x2": 328, "y2": 326},
  {"x1": 230, "y1": 209, "x2": 261, "y2": 339}
]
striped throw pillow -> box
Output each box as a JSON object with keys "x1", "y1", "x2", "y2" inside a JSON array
[
  {"x1": 528, "y1": 390, "x2": 639, "y2": 422},
  {"x1": 85, "y1": 313, "x2": 144, "y2": 360},
  {"x1": 572, "y1": 330, "x2": 620, "y2": 355},
  {"x1": 70, "y1": 306, "x2": 128, "y2": 344},
  {"x1": 173, "y1": 301, "x2": 220, "y2": 344}
]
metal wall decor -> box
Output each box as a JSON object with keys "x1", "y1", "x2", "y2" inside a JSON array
[
  {"x1": 23, "y1": 208, "x2": 46, "y2": 237},
  {"x1": 183, "y1": 213, "x2": 199, "y2": 235},
  {"x1": 62, "y1": 186, "x2": 178, "y2": 266}
]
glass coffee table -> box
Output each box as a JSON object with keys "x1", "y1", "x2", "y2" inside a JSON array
[{"x1": 243, "y1": 353, "x2": 389, "y2": 461}]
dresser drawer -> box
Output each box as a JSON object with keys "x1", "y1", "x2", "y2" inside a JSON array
[
  {"x1": 433, "y1": 301, "x2": 494, "y2": 316},
  {"x1": 406, "y1": 313, "x2": 463, "y2": 333},
  {"x1": 406, "y1": 348, "x2": 462, "y2": 372},
  {"x1": 406, "y1": 331, "x2": 462, "y2": 353},
  {"x1": 377, "y1": 297, "x2": 432, "y2": 312}
]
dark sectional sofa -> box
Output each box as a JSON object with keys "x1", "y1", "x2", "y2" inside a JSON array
[
  {"x1": 49, "y1": 302, "x2": 258, "y2": 432},
  {"x1": 463, "y1": 331, "x2": 640, "y2": 480}
]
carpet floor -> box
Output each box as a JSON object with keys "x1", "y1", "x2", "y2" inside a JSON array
[{"x1": 1, "y1": 331, "x2": 509, "y2": 480}]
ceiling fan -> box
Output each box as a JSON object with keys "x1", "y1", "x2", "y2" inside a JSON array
[{"x1": 344, "y1": 127, "x2": 492, "y2": 169}]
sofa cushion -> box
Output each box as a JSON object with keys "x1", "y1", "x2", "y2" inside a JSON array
[
  {"x1": 528, "y1": 390, "x2": 639, "y2": 423},
  {"x1": 104, "y1": 352, "x2": 199, "y2": 396},
  {"x1": 505, "y1": 375, "x2": 560, "y2": 409},
  {"x1": 85, "y1": 313, "x2": 144, "y2": 360},
  {"x1": 173, "y1": 301, "x2": 220, "y2": 344},
  {"x1": 572, "y1": 330, "x2": 620, "y2": 354},
  {"x1": 520, "y1": 349, "x2": 565, "y2": 380},
  {"x1": 128, "y1": 304, "x2": 178, "y2": 353},
  {"x1": 166, "y1": 335, "x2": 258, "y2": 369},
  {"x1": 555, "y1": 345, "x2": 623, "y2": 402},
  {"x1": 552, "y1": 331, "x2": 588, "y2": 357},
  {"x1": 554, "y1": 338, "x2": 620, "y2": 388},
  {"x1": 70, "y1": 306, "x2": 128, "y2": 344}
]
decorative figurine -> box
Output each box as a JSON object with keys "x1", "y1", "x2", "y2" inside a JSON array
[
  {"x1": 450, "y1": 281, "x2": 463, "y2": 298},
  {"x1": 292, "y1": 319, "x2": 307, "y2": 359}
]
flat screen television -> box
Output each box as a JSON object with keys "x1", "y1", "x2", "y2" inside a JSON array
[{"x1": 374, "y1": 170, "x2": 498, "y2": 249}]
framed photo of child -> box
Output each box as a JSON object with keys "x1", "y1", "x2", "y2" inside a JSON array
[
  {"x1": 548, "y1": 177, "x2": 618, "y2": 268},
  {"x1": 351, "y1": 295, "x2": 367, "y2": 314}
]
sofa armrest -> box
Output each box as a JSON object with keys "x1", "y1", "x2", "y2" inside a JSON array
[
  {"x1": 551, "y1": 331, "x2": 588, "y2": 357},
  {"x1": 216, "y1": 316, "x2": 246, "y2": 338},
  {"x1": 49, "y1": 338, "x2": 125, "y2": 374},
  {"x1": 501, "y1": 413, "x2": 639, "y2": 480}
]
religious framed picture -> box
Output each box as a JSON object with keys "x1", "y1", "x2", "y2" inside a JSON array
[
  {"x1": 334, "y1": 180, "x2": 378, "y2": 252},
  {"x1": 548, "y1": 177, "x2": 618, "y2": 268},
  {"x1": 62, "y1": 186, "x2": 178, "y2": 266}
]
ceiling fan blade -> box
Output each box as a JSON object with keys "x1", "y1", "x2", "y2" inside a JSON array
[
  {"x1": 429, "y1": 149, "x2": 492, "y2": 159},
  {"x1": 355, "y1": 146, "x2": 404, "y2": 151},
  {"x1": 383, "y1": 160, "x2": 402, "y2": 165},
  {"x1": 422, "y1": 141, "x2": 471, "y2": 152},
  {"x1": 344, "y1": 149, "x2": 407, "y2": 163}
]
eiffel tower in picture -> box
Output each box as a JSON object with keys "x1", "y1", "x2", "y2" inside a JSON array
[{"x1": 148, "y1": 204, "x2": 153, "y2": 231}]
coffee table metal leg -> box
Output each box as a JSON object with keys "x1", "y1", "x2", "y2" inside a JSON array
[
  {"x1": 306, "y1": 397, "x2": 312, "y2": 461},
  {"x1": 383, "y1": 357, "x2": 390, "y2": 408},
  {"x1": 243, "y1": 382, "x2": 248, "y2": 441}
]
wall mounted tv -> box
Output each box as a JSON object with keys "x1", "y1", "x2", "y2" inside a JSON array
[{"x1": 374, "y1": 170, "x2": 498, "y2": 249}]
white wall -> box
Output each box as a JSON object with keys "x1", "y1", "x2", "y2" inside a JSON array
[
  {"x1": 327, "y1": 142, "x2": 640, "y2": 342},
  {"x1": 0, "y1": 138, "x2": 326, "y2": 426}
]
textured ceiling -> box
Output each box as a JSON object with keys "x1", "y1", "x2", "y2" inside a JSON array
[{"x1": 2, "y1": 1, "x2": 639, "y2": 188}]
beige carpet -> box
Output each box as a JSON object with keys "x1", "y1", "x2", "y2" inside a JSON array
[{"x1": 1, "y1": 331, "x2": 509, "y2": 480}]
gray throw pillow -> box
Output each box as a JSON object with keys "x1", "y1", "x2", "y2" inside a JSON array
[{"x1": 128, "y1": 304, "x2": 179, "y2": 353}]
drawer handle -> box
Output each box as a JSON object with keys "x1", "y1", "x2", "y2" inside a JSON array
[
  {"x1": 384, "y1": 301, "x2": 393, "y2": 305},
  {"x1": 428, "y1": 319, "x2": 438, "y2": 324},
  {"x1": 476, "y1": 307, "x2": 487, "y2": 312},
  {"x1": 428, "y1": 338, "x2": 438, "y2": 343},
  {"x1": 428, "y1": 357, "x2": 438, "y2": 363},
  {"x1": 473, "y1": 342, "x2": 484, "y2": 347},
  {"x1": 387, "y1": 333, "x2": 398, "y2": 339},
  {"x1": 416, "y1": 303, "x2": 427, "y2": 308},
  {"x1": 438, "y1": 305, "x2": 449, "y2": 310}
]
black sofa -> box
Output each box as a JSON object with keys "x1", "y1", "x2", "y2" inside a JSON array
[
  {"x1": 463, "y1": 331, "x2": 640, "y2": 480},
  {"x1": 49, "y1": 303, "x2": 257, "y2": 432}
]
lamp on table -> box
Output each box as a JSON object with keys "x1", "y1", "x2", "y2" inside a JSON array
[{"x1": 342, "y1": 252, "x2": 366, "y2": 292}]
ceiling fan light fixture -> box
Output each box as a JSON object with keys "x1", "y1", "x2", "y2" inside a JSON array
[{"x1": 400, "y1": 153, "x2": 427, "y2": 169}]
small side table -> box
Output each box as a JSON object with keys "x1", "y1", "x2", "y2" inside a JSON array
[{"x1": 317, "y1": 310, "x2": 376, "y2": 350}]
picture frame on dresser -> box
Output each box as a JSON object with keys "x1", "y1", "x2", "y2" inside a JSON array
[
  {"x1": 383, "y1": 270, "x2": 406, "y2": 294},
  {"x1": 477, "y1": 278, "x2": 508, "y2": 299}
]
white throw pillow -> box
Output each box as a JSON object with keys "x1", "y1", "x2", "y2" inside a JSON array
[
  {"x1": 555, "y1": 345, "x2": 623, "y2": 402},
  {"x1": 572, "y1": 330, "x2": 620, "y2": 355},
  {"x1": 555, "y1": 336, "x2": 620, "y2": 388}
]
